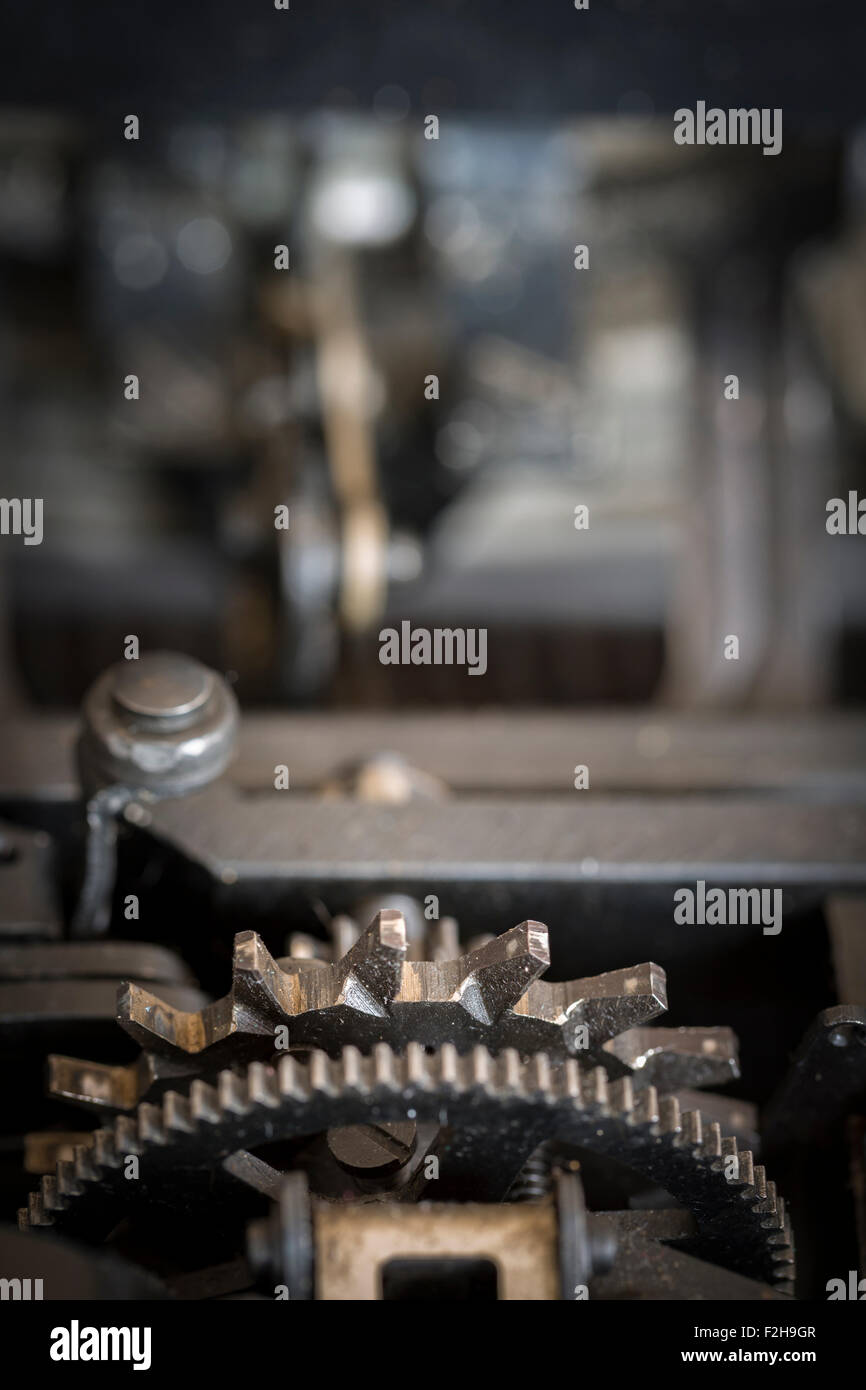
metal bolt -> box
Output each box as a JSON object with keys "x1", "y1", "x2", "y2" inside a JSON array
[
  {"x1": 327, "y1": 1121, "x2": 417, "y2": 1176},
  {"x1": 78, "y1": 650, "x2": 239, "y2": 798}
]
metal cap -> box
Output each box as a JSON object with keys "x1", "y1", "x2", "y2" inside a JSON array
[{"x1": 77, "y1": 651, "x2": 239, "y2": 798}]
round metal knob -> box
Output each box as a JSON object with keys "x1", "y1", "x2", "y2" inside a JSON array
[
  {"x1": 78, "y1": 651, "x2": 239, "y2": 798},
  {"x1": 111, "y1": 652, "x2": 215, "y2": 722}
]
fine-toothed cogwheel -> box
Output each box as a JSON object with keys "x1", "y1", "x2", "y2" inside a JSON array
[
  {"x1": 21, "y1": 1044, "x2": 795, "y2": 1295},
  {"x1": 46, "y1": 908, "x2": 739, "y2": 1113}
]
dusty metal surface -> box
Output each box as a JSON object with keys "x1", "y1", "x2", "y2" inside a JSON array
[
  {"x1": 589, "y1": 1212, "x2": 791, "y2": 1301},
  {"x1": 314, "y1": 1199, "x2": 560, "y2": 1300},
  {"x1": 46, "y1": 912, "x2": 739, "y2": 1116},
  {"x1": 116, "y1": 913, "x2": 668, "y2": 1062},
  {"x1": 21, "y1": 1044, "x2": 795, "y2": 1292},
  {"x1": 4, "y1": 710, "x2": 866, "y2": 799},
  {"x1": 141, "y1": 784, "x2": 866, "y2": 892}
]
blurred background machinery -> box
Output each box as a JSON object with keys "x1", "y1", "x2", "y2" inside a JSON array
[
  {"x1": 1, "y1": 0, "x2": 865, "y2": 1302},
  {"x1": 0, "y1": 102, "x2": 865, "y2": 707}
]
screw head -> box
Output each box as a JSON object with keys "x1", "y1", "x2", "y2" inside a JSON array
[{"x1": 327, "y1": 1121, "x2": 417, "y2": 1175}]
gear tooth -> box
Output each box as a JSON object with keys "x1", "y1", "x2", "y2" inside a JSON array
[
  {"x1": 498, "y1": 1047, "x2": 522, "y2": 1091},
  {"x1": 40, "y1": 1175, "x2": 60, "y2": 1213},
  {"x1": 232, "y1": 933, "x2": 293, "y2": 1027},
  {"x1": 634, "y1": 1085, "x2": 660, "y2": 1127},
  {"x1": 277, "y1": 1053, "x2": 308, "y2": 1099},
  {"x1": 587, "y1": 1066, "x2": 608, "y2": 1108},
  {"x1": 29, "y1": 1189, "x2": 48, "y2": 1225},
  {"x1": 761, "y1": 1180, "x2": 782, "y2": 1223},
  {"x1": 434, "y1": 1042, "x2": 460, "y2": 1088},
  {"x1": 218, "y1": 1070, "x2": 250, "y2": 1114},
  {"x1": 405, "y1": 1041, "x2": 430, "y2": 1088},
  {"x1": 190, "y1": 1078, "x2": 221, "y2": 1122},
  {"x1": 56, "y1": 1159, "x2": 83, "y2": 1198},
  {"x1": 659, "y1": 1095, "x2": 681, "y2": 1134},
  {"x1": 458, "y1": 921, "x2": 550, "y2": 1022},
  {"x1": 528, "y1": 1052, "x2": 553, "y2": 1096},
  {"x1": 93, "y1": 1129, "x2": 119, "y2": 1168},
  {"x1": 337, "y1": 910, "x2": 406, "y2": 1011},
  {"x1": 610, "y1": 1075, "x2": 634, "y2": 1115},
  {"x1": 164, "y1": 1091, "x2": 194, "y2": 1132},
  {"x1": 609, "y1": 1024, "x2": 740, "y2": 1091},
  {"x1": 73, "y1": 1144, "x2": 98, "y2": 1183},
  {"x1": 118, "y1": 981, "x2": 209, "y2": 1056},
  {"x1": 470, "y1": 1045, "x2": 492, "y2": 1088},
  {"x1": 340, "y1": 1045, "x2": 364, "y2": 1091},
  {"x1": 26, "y1": 1028, "x2": 796, "y2": 1292},
  {"x1": 308, "y1": 1050, "x2": 334, "y2": 1093},
  {"x1": 138, "y1": 1103, "x2": 166, "y2": 1146},
  {"x1": 233, "y1": 930, "x2": 273, "y2": 978},
  {"x1": 247, "y1": 1062, "x2": 279, "y2": 1108},
  {"x1": 373, "y1": 1042, "x2": 399, "y2": 1089},
  {"x1": 340, "y1": 908, "x2": 407, "y2": 965},
  {"x1": 562, "y1": 1058, "x2": 583, "y2": 1100},
  {"x1": 680, "y1": 1109, "x2": 702, "y2": 1148},
  {"x1": 703, "y1": 1122, "x2": 722, "y2": 1159},
  {"x1": 116, "y1": 1114, "x2": 142, "y2": 1155},
  {"x1": 774, "y1": 1221, "x2": 795, "y2": 1268}
]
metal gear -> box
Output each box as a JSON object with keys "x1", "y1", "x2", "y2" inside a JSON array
[
  {"x1": 46, "y1": 908, "x2": 739, "y2": 1113},
  {"x1": 22, "y1": 1043, "x2": 795, "y2": 1294}
]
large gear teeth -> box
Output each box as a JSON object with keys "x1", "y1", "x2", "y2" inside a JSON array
[
  {"x1": 335, "y1": 910, "x2": 409, "y2": 1015},
  {"x1": 703, "y1": 1122, "x2": 723, "y2": 1159},
  {"x1": 130, "y1": 918, "x2": 669, "y2": 1064},
  {"x1": 44, "y1": 921, "x2": 739, "y2": 1115},
  {"x1": 114, "y1": 916, "x2": 669, "y2": 1062},
  {"x1": 20, "y1": 1044, "x2": 794, "y2": 1293},
  {"x1": 604, "y1": 1025, "x2": 740, "y2": 1089},
  {"x1": 636, "y1": 1086, "x2": 661, "y2": 1127},
  {"x1": 189, "y1": 1079, "x2": 221, "y2": 1123}
]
